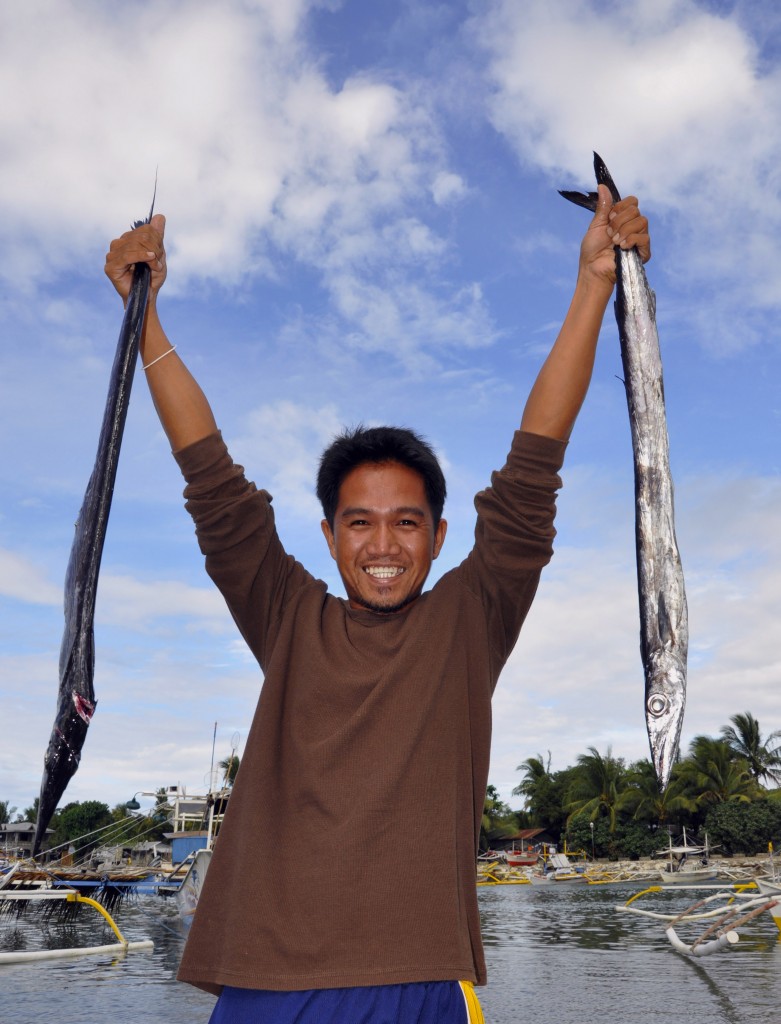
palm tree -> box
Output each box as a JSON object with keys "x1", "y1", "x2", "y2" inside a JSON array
[
  {"x1": 219, "y1": 754, "x2": 241, "y2": 787},
  {"x1": 480, "y1": 785, "x2": 517, "y2": 850},
  {"x1": 720, "y1": 712, "x2": 781, "y2": 786},
  {"x1": 0, "y1": 801, "x2": 17, "y2": 826},
  {"x1": 513, "y1": 752, "x2": 552, "y2": 813},
  {"x1": 619, "y1": 759, "x2": 695, "y2": 825},
  {"x1": 21, "y1": 798, "x2": 39, "y2": 823},
  {"x1": 566, "y1": 747, "x2": 627, "y2": 831},
  {"x1": 678, "y1": 736, "x2": 759, "y2": 806},
  {"x1": 513, "y1": 751, "x2": 573, "y2": 833}
]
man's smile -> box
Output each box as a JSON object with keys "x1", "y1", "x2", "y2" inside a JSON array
[{"x1": 363, "y1": 566, "x2": 406, "y2": 579}]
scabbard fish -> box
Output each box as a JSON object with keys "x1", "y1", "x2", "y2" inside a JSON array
[
  {"x1": 33, "y1": 198, "x2": 155, "y2": 855},
  {"x1": 560, "y1": 154, "x2": 688, "y2": 791}
]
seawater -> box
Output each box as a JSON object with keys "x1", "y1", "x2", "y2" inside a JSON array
[{"x1": 2, "y1": 884, "x2": 779, "y2": 1023}]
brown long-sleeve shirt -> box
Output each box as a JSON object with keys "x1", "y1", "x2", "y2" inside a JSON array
[{"x1": 174, "y1": 429, "x2": 565, "y2": 995}]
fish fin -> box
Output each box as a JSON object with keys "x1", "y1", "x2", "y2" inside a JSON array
[
  {"x1": 593, "y1": 152, "x2": 622, "y2": 202},
  {"x1": 559, "y1": 189, "x2": 598, "y2": 212}
]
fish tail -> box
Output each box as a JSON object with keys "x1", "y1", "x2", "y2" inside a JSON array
[
  {"x1": 558, "y1": 188, "x2": 599, "y2": 211},
  {"x1": 559, "y1": 152, "x2": 623, "y2": 210},
  {"x1": 593, "y1": 152, "x2": 622, "y2": 202}
]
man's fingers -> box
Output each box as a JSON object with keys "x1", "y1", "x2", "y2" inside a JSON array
[
  {"x1": 104, "y1": 217, "x2": 168, "y2": 301},
  {"x1": 606, "y1": 196, "x2": 650, "y2": 261}
]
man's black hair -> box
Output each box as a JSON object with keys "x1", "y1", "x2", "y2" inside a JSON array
[{"x1": 317, "y1": 425, "x2": 447, "y2": 529}]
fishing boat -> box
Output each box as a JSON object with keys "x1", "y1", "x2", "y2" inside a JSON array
[
  {"x1": 755, "y1": 879, "x2": 781, "y2": 931},
  {"x1": 658, "y1": 828, "x2": 718, "y2": 884},
  {"x1": 149, "y1": 782, "x2": 229, "y2": 923},
  {"x1": 504, "y1": 841, "x2": 539, "y2": 869},
  {"x1": 617, "y1": 882, "x2": 780, "y2": 954},
  {"x1": 476, "y1": 863, "x2": 530, "y2": 886},
  {"x1": 0, "y1": 887, "x2": 153, "y2": 964},
  {"x1": 527, "y1": 852, "x2": 586, "y2": 883}
]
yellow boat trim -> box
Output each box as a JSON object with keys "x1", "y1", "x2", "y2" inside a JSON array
[{"x1": 66, "y1": 892, "x2": 127, "y2": 944}]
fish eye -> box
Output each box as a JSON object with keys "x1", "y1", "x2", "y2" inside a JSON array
[{"x1": 647, "y1": 693, "x2": 669, "y2": 717}]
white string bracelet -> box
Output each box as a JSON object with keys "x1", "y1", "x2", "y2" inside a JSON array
[{"x1": 142, "y1": 345, "x2": 177, "y2": 371}]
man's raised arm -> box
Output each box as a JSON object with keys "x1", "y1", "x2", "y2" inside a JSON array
[
  {"x1": 520, "y1": 184, "x2": 650, "y2": 441},
  {"x1": 104, "y1": 214, "x2": 217, "y2": 452}
]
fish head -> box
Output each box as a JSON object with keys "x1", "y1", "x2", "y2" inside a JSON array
[{"x1": 646, "y1": 657, "x2": 687, "y2": 792}]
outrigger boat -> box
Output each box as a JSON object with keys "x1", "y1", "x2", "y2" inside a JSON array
[
  {"x1": 754, "y1": 842, "x2": 781, "y2": 929},
  {"x1": 0, "y1": 888, "x2": 153, "y2": 964},
  {"x1": 658, "y1": 828, "x2": 719, "y2": 884},
  {"x1": 616, "y1": 882, "x2": 780, "y2": 955}
]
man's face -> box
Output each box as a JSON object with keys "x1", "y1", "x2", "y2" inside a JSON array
[{"x1": 321, "y1": 460, "x2": 447, "y2": 614}]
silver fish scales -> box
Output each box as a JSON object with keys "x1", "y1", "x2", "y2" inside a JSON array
[
  {"x1": 33, "y1": 194, "x2": 156, "y2": 855},
  {"x1": 560, "y1": 154, "x2": 688, "y2": 791}
]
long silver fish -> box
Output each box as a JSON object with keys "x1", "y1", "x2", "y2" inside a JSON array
[
  {"x1": 560, "y1": 154, "x2": 688, "y2": 791},
  {"x1": 33, "y1": 196, "x2": 155, "y2": 855}
]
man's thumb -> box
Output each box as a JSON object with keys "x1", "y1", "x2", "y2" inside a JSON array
[{"x1": 591, "y1": 183, "x2": 613, "y2": 226}]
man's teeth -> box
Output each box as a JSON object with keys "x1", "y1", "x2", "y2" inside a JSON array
[{"x1": 364, "y1": 567, "x2": 404, "y2": 579}]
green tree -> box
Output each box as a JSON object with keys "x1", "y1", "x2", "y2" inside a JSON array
[
  {"x1": 219, "y1": 754, "x2": 241, "y2": 787},
  {"x1": 678, "y1": 736, "x2": 760, "y2": 808},
  {"x1": 513, "y1": 753, "x2": 572, "y2": 838},
  {"x1": 513, "y1": 753, "x2": 551, "y2": 810},
  {"x1": 704, "y1": 799, "x2": 781, "y2": 855},
  {"x1": 51, "y1": 801, "x2": 112, "y2": 855},
  {"x1": 480, "y1": 785, "x2": 518, "y2": 850},
  {"x1": 566, "y1": 747, "x2": 627, "y2": 831},
  {"x1": 720, "y1": 711, "x2": 781, "y2": 786},
  {"x1": 565, "y1": 814, "x2": 667, "y2": 861},
  {"x1": 620, "y1": 759, "x2": 695, "y2": 826},
  {"x1": 21, "y1": 797, "x2": 39, "y2": 823},
  {"x1": 0, "y1": 800, "x2": 17, "y2": 826}
]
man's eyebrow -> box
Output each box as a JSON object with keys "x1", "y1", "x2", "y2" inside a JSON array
[{"x1": 339, "y1": 505, "x2": 428, "y2": 519}]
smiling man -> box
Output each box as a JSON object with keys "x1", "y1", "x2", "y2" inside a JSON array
[
  {"x1": 318, "y1": 426, "x2": 448, "y2": 615},
  {"x1": 105, "y1": 184, "x2": 649, "y2": 1024}
]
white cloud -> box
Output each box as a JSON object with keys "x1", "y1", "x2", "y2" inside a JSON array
[
  {"x1": 96, "y1": 574, "x2": 232, "y2": 633},
  {"x1": 0, "y1": 549, "x2": 61, "y2": 605},
  {"x1": 472, "y1": 0, "x2": 781, "y2": 349},
  {"x1": 229, "y1": 399, "x2": 344, "y2": 521},
  {"x1": 432, "y1": 171, "x2": 468, "y2": 206},
  {"x1": 0, "y1": 1, "x2": 500, "y2": 366}
]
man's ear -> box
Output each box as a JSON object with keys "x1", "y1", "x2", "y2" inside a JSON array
[
  {"x1": 432, "y1": 518, "x2": 447, "y2": 560},
  {"x1": 321, "y1": 519, "x2": 337, "y2": 561}
]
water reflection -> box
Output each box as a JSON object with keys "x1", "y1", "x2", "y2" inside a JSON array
[
  {"x1": 1, "y1": 888, "x2": 779, "y2": 1023},
  {"x1": 478, "y1": 884, "x2": 781, "y2": 1024}
]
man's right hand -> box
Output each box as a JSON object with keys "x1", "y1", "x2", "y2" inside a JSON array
[{"x1": 104, "y1": 213, "x2": 167, "y2": 305}]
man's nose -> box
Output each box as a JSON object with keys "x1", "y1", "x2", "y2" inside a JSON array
[{"x1": 367, "y1": 522, "x2": 401, "y2": 554}]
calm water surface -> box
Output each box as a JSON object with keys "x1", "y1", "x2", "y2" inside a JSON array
[{"x1": 2, "y1": 883, "x2": 779, "y2": 1023}]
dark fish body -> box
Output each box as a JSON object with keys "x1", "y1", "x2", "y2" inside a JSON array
[
  {"x1": 560, "y1": 155, "x2": 688, "y2": 791},
  {"x1": 33, "y1": 209, "x2": 153, "y2": 855}
]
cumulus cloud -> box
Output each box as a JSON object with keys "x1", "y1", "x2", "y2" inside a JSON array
[
  {"x1": 229, "y1": 399, "x2": 344, "y2": 521},
  {"x1": 97, "y1": 574, "x2": 231, "y2": 632},
  {"x1": 472, "y1": 0, "x2": 781, "y2": 350},
  {"x1": 0, "y1": 0, "x2": 492, "y2": 368},
  {"x1": 0, "y1": 549, "x2": 61, "y2": 605}
]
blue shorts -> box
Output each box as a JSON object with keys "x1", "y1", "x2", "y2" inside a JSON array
[{"x1": 208, "y1": 980, "x2": 484, "y2": 1023}]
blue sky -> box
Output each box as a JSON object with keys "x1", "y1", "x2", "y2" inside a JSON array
[{"x1": 1, "y1": 0, "x2": 780, "y2": 816}]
